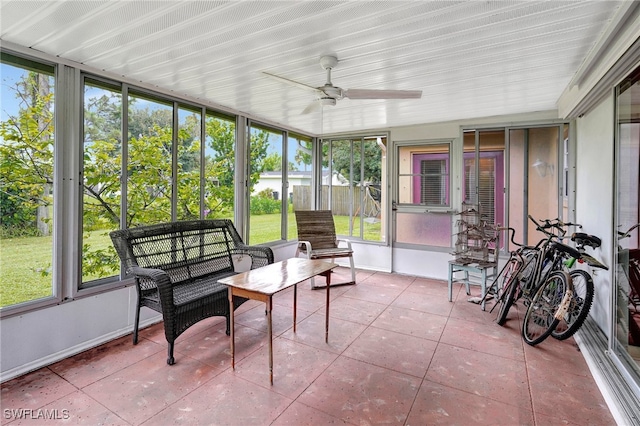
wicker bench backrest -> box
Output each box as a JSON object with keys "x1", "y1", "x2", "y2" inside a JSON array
[{"x1": 111, "y1": 220, "x2": 242, "y2": 285}]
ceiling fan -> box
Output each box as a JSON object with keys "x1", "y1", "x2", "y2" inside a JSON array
[{"x1": 263, "y1": 55, "x2": 422, "y2": 114}]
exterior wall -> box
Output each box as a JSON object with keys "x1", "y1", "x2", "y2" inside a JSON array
[
  {"x1": 0, "y1": 287, "x2": 155, "y2": 380},
  {"x1": 575, "y1": 97, "x2": 616, "y2": 337}
]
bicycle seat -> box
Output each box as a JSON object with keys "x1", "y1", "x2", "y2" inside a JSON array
[
  {"x1": 550, "y1": 241, "x2": 582, "y2": 259},
  {"x1": 571, "y1": 232, "x2": 601, "y2": 249}
]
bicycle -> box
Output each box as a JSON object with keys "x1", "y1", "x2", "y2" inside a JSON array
[
  {"x1": 520, "y1": 220, "x2": 584, "y2": 345},
  {"x1": 551, "y1": 231, "x2": 608, "y2": 340},
  {"x1": 485, "y1": 227, "x2": 534, "y2": 326},
  {"x1": 490, "y1": 216, "x2": 579, "y2": 328}
]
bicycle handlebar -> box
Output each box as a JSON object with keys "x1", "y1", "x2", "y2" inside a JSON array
[
  {"x1": 527, "y1": 215, "x2": 581, "y2": 237},
  {"x1": 498, "y1": 227, "x2": 524, "y2": 248},
  {"x1": 618, "y1": 223, "x2": 640, "y2": 239}
]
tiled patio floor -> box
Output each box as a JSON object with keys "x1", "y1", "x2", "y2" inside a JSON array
[{"x1": 1, "y1": 268, "x2": 615, "y2": 425}]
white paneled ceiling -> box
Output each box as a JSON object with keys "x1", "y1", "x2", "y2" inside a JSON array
[{"x1": 0, "y1": 1, "x2": 626, "y2": 135}]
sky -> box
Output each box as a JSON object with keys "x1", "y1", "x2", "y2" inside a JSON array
[{"x1": 1, "y1": 63, "x2": 26, "y2": 122}]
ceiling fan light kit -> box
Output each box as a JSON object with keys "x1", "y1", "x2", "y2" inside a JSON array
[{"x1": 263, "y1": 55, "x2": 422, "y2": 114}]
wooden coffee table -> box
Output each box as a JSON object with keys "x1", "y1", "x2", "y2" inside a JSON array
[{"x1": 220, "y1": 258, "x2": 338, "y2": 384}]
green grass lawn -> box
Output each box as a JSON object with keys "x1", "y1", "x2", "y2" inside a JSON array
[
  {"x1": 1, "y1": 213, "x2": 381, "y2": 308},
  {"x1": 1, "y1": 234, "x2": 54, "y2": 307}
]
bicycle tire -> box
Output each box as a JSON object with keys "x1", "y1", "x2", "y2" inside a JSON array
[
  {"x1": 522, "y1": 271, "x2": 570, "y2": 346},
  {"x1": 551, "y1": 270, "x2": 594, "y2": 340},
  {"x1": 495, "y1": 258, "x2": 520, "y2": 325}
]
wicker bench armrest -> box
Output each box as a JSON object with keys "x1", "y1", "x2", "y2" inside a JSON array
[
  {"x1": 129, "y1": 265, "x2": 174, "y2": 310},
  {"x1": 233, "y1": 244, "x2": 274, "y2": 269}
]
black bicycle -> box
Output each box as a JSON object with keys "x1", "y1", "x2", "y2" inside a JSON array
[{"x1": 550, "y1": 231, "x2": 607, "y2": 340}]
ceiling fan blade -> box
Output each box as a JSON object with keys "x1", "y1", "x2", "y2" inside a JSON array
[
  {"x1": 301, "y1": 100, "x2": 321, "y2": 115},
  {"x1": 262, "y1": 72, "x2": 321, "y2": 93},
  {"x1": 343, "y1": 89, "x2": 422, "y2": 99}
]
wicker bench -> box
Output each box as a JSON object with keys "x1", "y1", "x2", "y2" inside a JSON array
[{"x1": 110, "y1": 219, "x2": 274, "y2": 365}]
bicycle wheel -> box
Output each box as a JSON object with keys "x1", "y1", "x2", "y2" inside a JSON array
[
  {"x1": 522, "y1": 271, "x2": 570, "y2": 346},
  {"x1": 551, "y1": 270, "x2": 594, "y2": 340},
  {"x1": 494, "y1": 258, "x2": 520, "y2": 325}
]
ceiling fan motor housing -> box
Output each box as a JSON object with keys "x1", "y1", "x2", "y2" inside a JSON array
[{"x1": 320, "y1": 97, "x2": 337, "y2": 106}]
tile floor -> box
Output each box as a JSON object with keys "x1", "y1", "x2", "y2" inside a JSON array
[{"x1": 1, "y1": 268, "x2": 615, "y2": 425}]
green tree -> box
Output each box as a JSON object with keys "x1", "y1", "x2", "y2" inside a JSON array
[
  {"x1": 330, "y1": 140, "x2": 382, "y2": 184},
  {"x1": 0, "y1": 71, "x2": 54, "y2": 237},
  {"x1": 262, "y1": 152, "x2": 298, "y2": 172},
  {"x1": 1, "y1": 71, "x2": 271, "y2": 237}
]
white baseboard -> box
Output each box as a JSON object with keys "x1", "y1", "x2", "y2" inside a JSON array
[{"x1": 0, "y1": 317, "x2": 162, "y2": 383}]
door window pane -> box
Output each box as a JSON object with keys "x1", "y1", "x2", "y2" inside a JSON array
[
  {"x1": 0, "y1": 55, "x2": 55, "y2": 307},
  {"x1": 463, "y1": 130, "x2": 505, "y2": 227},
  {"x1": 395, "y1": 212, "x2": 452, "y2": 247}
]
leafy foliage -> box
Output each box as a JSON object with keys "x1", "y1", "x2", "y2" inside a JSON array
[
  {"x1": 1, "y1": 70, "x2": 272, "y2": 286},
  {"x1": 0, "y1": 72, "x2": 54, "y2": 235}
]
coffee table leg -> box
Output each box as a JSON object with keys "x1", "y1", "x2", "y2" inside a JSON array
[
  {"x1": 267, "y1": 297, "x2": 273, "y2": 385},
  {"x1": 229, "y1": 288, "x2": 235, "y2": 369},
  {"x1": 293, "y1": 284, "x2": 297, "y2": 333},
  {"x1": 325, "y1": 271, "x2": 331, "y2": 343}
]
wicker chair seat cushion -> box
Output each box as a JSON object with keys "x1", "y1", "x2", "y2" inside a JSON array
[{"x1": 172, "y1": 271, "x2": 237, "y2": 307}]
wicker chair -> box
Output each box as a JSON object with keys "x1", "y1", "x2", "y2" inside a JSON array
[
  {"x1": 294, "y1": 210, "x2": 356, "y2": 289},
  {"x1": 110, "y1": 219, "x2": 273, "y2": 365}
]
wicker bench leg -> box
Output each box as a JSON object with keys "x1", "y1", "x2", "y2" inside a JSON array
[
  {"x1": 132, "y1": 305, "x2": 141, "y2": 345},
  {"x1": 167, "y1": 342, "x2": 175, "y2": 365}
]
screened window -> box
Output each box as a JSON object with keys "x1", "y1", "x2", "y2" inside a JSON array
[
  {"x1": 126, "y1": 92, "x2": 173, "y2": 227},
  {"x1": 81, "y1": 78, "x2": 122, "y2": 285},
  {"x1": 0, "y1": 53, "x2": 56, "y2": 307},
  {"x1": 613, "y1": 64, "x2": 640, "y2": 379},
  {"x1": 288, "y1": 134, "x2": 313, "y2": 240},
  {"x1": 248, "y1": 122, "x2": 284, "y2": 244},
  {"x1": 176, "y1": 105, "x2": 202, "y2": 221},
  {"x1": 204, "y1": 112, "x2": 236, "y2": 218},
  {"x1": 81, "y1": 83, "x2": 239, "y2": 287},
  {"x1": 321, "y1": 136, "x2": 385, "y2": 242}
]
